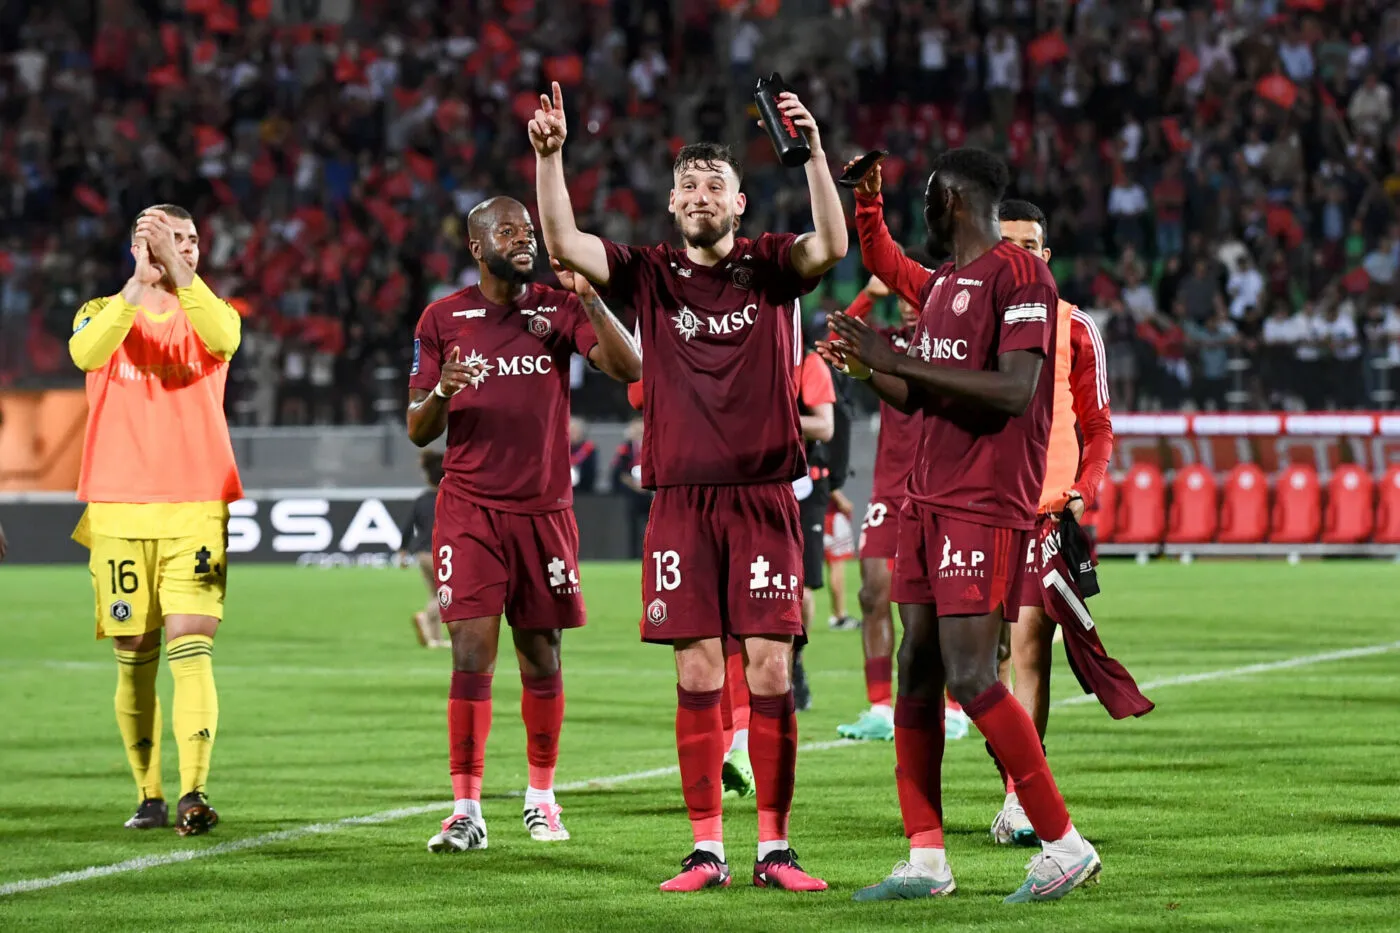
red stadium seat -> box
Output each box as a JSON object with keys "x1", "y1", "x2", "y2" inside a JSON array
[
  {"x1": 1084, "y1": 472, "x2": 1117, "y2": 543},
  {"x1": 1322, "y1": 465, "x2": 1375, "y2": 544},
  {"x1": 1374, "y1": 466, "x2": 1400, "y2": 544},
  {"x1": 1218, "y1": 463, "x2": 1270, "y2": 544},
  {"x1": 1270, "y1": 464, "x2": 1322, "y2": 544},
  {"x1": 1115, "y1": 463, "x2": 1165, "y2": 544},
  {"x1": 1167, "y1": 464, "x2": 1218, "y2": 543}
]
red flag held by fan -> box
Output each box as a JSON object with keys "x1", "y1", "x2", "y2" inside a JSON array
[{"x1": 1256, "y1": 74, "x2": 1297, "y2": 110}]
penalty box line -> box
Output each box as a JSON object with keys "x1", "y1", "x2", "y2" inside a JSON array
[{"x1": 3, "y1": 639, "x2": 1397, "y2": 898}]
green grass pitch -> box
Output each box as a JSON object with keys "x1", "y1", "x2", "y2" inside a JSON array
[{"x1": 1, "y1": 560, "x2": 1397, "y2": 932}]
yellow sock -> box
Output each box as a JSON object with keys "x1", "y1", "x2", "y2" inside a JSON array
[
  {"x1": 166, "y1": 634, "x2": 218, "y2": 797},
  {"x1": 114, "y1": 647, "x2": 163, "y2": 801}
]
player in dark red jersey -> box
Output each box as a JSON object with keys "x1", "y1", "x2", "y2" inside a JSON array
[
  {"x1": 833, "y1": 274, "x2": 921, "y2": 743},
  {"x1": 531, "y1": 80, "x2": 846, "y2": 892},
  {"x1": 823, "y1": 149, "x2": 1101, "y2": 903},
  {"x1": 406, "y1": 196, "x2": 641, "y2": 853}
]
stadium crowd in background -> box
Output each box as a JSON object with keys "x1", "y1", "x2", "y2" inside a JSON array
[{"x1": 3, "y1": 0, "x2": 1400, "y2": 418}]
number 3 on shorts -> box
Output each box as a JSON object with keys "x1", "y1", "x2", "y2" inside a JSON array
[
  {"x1": 437, "y1": 545, "x2": 453, "y2": 582},
  {"x1": 652, "y1": 549, "x2": 681, "y2": 591}
]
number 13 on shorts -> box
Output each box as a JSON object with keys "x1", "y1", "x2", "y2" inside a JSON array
[{"x1": 652, "y1": 549, "x2": 681, "y2": 591}]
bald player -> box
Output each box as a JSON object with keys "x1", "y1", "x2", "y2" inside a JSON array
[{"x1": 407, "y1": 197, "x2": 641, "y2": 853}]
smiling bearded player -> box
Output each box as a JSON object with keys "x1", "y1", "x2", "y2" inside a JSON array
[
  {"x1": 407, "y1": 196, "x2": 640, "y2": 853},
  {"x1": 532, "y1": 79, "x2": 847, "y2": 892}
]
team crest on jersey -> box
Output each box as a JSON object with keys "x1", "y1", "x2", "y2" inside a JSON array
[
  {"x1": 672, "y1": 306, "x2": 701, "y2": 341},
  {"x1": 110, "y1": 600, "x2": 133, "y2": 622},
  {"x1": 646, "y1": 598, "x2": 668, "y2": 625},
  {"x1": 437, "y1": 584, "x2": 452, "y2": 608},
  {"x1": 460, "y1": 348, "x2": 492, "y2": 387},
  {"x1": 952, "y1": 289, "x2": 971, "y2": 315},
  {"x1": 529, "y1": 314, "x2": 552, "y2": 337},
  {"x1": 729, "y1": 265, "x2": 754, "y2": 289}
]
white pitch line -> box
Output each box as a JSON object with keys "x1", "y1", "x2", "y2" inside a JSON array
[
  {"x1": 1055, "y1": 639, "x2": 1400, "y2": 705},
  {"x1": 3, "y1": 641, "x2": 1397, "y2": 898}
]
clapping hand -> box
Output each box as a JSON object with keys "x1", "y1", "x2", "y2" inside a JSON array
[{"x1": 827, "y1": 311, "x2": 901, "y2": 374}]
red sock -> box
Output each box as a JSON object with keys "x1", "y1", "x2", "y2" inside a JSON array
[
  {"x1": 676, "y1": 686, "x2": 724, "y2": 844},
  {"x1": 727, "y1": 651, "x2": 750, "y2": 734},
  {"x1": 967, "y1": 683, "x2": 1070, "y2": 841},
  {"x1": 945, "y1": 694, "x2": 964, "y2": 714},
  {"x1": 985, "y1": 741, "x2": 1016, "y2": 795},
  {"x1": 865, "y1": 656, "x2": 893, "y2": 707},
  {"x1": 750, "y1": 691, "x2": 797, "y2": 843},
  {"x1": 894, "y1": 695, "x2": 945, "y2": 848},
  {"x1": 448, "y1": 671, "x2": 493, "y2": 800},
  {"x1": 520, "y1": 670, "x2": 564, "y2": 791}
]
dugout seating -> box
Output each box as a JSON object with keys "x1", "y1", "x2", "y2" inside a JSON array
[
  {"x1": 1374, "y1": 465, "x2": 1400, "y2": 544},
  {"x1": 1114, "y1": 462, "x2": 1165, "y2": 544},
  {"x1": 1166, "y1": 464, "x2": 1218, "y2": 543},
  {"x1": 1322, "y1": 464, "x2": 1375, "y2": 544},
  {"x1": 1217, "y1": 463, "x2": 1271, "y2": 544},
  {"x1": 1085, "y1": 472, "x2": 1118, "y2": 542},
  {"x1": 1270, "y1": 464, "x2": 1322, "y2": 543}
]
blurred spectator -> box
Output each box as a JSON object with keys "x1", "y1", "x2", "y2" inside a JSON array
[
  {"x1": 4, "y1": 0, "x2": 1400, "y2": 418},
  {"x1": 1186, "y1": 309, "x2": 1240, "y2": 412},
  {"x1": 610, "y1": 416, "x2": 649, "y2": 559},
  {"x1": 569, "y1": 417, "x2": 598, "y2": 493}
]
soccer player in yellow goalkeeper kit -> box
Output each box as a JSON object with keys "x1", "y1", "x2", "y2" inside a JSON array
[{"x1": 69, "y1": 205, "x2": 242, "y2": 835}]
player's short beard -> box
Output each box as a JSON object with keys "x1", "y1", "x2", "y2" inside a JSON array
[
  {"x1": 484, "y1": 251, "x2": 534, "y2": 286},
  {"x1": 677, "y1": 211, "x2": 733, "y2": 250}
]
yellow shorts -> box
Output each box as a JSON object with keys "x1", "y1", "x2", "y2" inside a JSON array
[{"x1": 75, "y1": 507, "x2": 229, "y2": 639}]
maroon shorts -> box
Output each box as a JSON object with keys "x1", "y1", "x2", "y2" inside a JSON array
[
  {"x1": 1018, "y1": 512, "x2": 1056, "y2": 612},
  {"x1": 433, "y1": 485, "x2": 585, "y2": 630},
  {"x1": 890, "y1": 500, "x2": 1028, "y2": 619},
  {"x1": 641, "y1": 483, "x2": 804, "y2": 643},
  {"x1": 858, "y1": 496, "x2": 902, "y2": 560}
]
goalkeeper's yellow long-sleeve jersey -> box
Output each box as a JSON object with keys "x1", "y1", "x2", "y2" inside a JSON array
[{"x1": 69, "y1": 275, "x2": 243, "y2": 540}]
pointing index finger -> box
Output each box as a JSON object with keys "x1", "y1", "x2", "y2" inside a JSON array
[{"x1": 552, "y1": 81, "x2": 563, "y2": 112}]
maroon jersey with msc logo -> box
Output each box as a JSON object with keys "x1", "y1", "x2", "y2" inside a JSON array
[
  {"x1": 600, "y1": 233, "x2": 819, "y2": 488},
  {"x1": 409, "y1": 283, "x2": 599, "y2": 513},
  {"x1": 905, "y1": 240, "x2": 1058, "y2": 530},
  {"x1": 871, "y1": 323, "x2": 921, "y2": 501}
]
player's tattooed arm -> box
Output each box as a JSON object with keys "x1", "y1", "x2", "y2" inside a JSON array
[
  {"x1": 554, "y1": 260, "x2": 642, "y2": 383},
  {"x1": 530, "y1": 81, "x2": 610, "y2": 286},
  {"x1": 405, "y1": 348, "x2": 483, "y2": 446}
]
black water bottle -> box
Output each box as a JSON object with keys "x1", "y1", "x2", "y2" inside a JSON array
[{"x1": 754, "y1": 72, "x2": 811, "y2": 168}]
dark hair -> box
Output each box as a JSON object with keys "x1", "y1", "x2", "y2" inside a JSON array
[
  {"x1": 930, "y1": 148, "x2": 1010, "y2": 204},
  {"x1": 673, "y1": 143, "x2": 743, "y2": 184},
  {"x1": 130, "y1": 204, "x2": 193, "y2": 239},
  {"x1": 997, "y1": 198, "x2": 1047, "y2": 228},
  {"x1": 420, "y1": 449, "x2": 445, "y2": 486}
]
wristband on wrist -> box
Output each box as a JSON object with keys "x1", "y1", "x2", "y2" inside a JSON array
[{"x1": 433, "y1": 383, "x2": 451, "y2": 399}]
